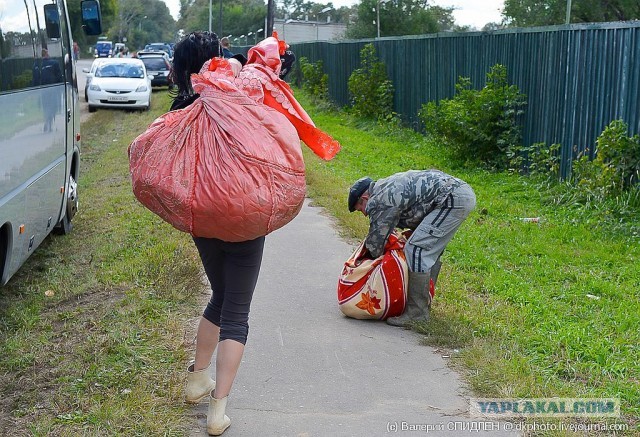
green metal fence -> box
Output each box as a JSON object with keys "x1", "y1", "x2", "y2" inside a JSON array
[{"x1": 288, "y1": 22, "x2": 640, "y2": 177}]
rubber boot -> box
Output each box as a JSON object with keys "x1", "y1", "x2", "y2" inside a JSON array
[
  {"x1": 185, "y1": 362, "x2": 216, "y2": 404},
  {"x1": 429, "y1": 260, "x2": 442, "y2": 307},
  {"x1": 386, "y1": 271, "x2": 431, "y2": 327},
  {"x1": 207, "y1": 391, "x2": 231, "y2": 436}
]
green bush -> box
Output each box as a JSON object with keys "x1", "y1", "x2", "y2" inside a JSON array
[
  {"x1": 594, "y1": 119, "x2": 640, "y2": 189},
  {"x1": 419, "y1": 64, "x2": 526, "y2": 169},
  {"x1": 347, "y1": 44, "x2": 394, "y2": 120},
  {"x1": 508, "y1": 142, "x2": 561, "y2": 178},
  {"x1": 569, "y1": 120, "x2": 640, "y2": 197},
  {"x1": 11, "y1": 69, "x2": 33, "y2": 90},
  {"x1": 299, "y1": 57, "x2": 329, "y2": 101}
]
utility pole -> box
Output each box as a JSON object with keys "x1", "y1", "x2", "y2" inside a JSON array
[
  {"x1": 209, "y1": 0, "x2": 212, "y2": 32},
  {"x1": 219, "y1": 0, "x2": 223, "y2": 36},
  {"x1": 565, "y1": 0, "x2": 572, "y2": 24},
  {"x1": 267, "y1": 0, "x2": 274, "y2": 36}
]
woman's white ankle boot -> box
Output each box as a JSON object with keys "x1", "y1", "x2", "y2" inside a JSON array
[
  {"x1": 185, "y1": 362, "x2": 216, "y2": 404},
  {"x1": 207, "y1": 391, "x2": 231, "y2": 435}
]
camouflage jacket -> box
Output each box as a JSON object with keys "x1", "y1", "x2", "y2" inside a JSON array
[{"x1": 364, "y1": 170, "x2": 463, "y2": 258}]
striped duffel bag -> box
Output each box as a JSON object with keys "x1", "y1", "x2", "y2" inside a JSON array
[{"x1": 337, "y1": 231, "x2": 408, "y2": 320}]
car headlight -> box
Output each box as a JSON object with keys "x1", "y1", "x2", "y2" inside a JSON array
[
  {"x1": 136, "y1": 85, "x2": 148, "y2": 92},
  {"x1": 89, "y1": 84, "x2": 101, "y2": 91}
]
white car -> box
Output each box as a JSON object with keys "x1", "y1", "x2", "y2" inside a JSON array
[
  {"x1": 86, "y1": 58, "x2": 152, "y2": 112},
  {"x1": 82, "y1": 58, "x2": 106, "y2": 102}
]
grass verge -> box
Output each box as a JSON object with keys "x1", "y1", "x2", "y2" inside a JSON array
[
  {"x1": 297, "y1": 92, "x2": 639, "y2": 433},
  {"x1": 0, "y1": 92, "x2": 204, "y2": 435},
  {"x1": 0, "y1": 85, "x2": 637, "y2": 436}
]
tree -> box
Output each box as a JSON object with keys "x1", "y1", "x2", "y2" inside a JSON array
[
  {"x1": 502, "y1": 0, "x2": 640, "y2": 27},
  {"x1": 276, "y1": 1, "x2": 354, "y2": 24},
  {"x1": 108, "y1": 0, "x2": 176, "y2": 48},
  {"x1": 345, "y1": 0, "x2": 453, "y2": 39},
  {"x1": 178, "y1": 0, "x2": 266, "y2": 42}
]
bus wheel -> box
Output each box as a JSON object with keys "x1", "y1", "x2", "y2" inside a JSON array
[{"x1": 54, "y1": 174, "x2": 78, "y2": 235}]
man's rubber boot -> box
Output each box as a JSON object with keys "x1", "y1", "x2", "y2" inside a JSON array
[
  {"x1": 428, "y1": 260, "x2": 442, "y2": 307},
  {"x1": 185, "y1": 362, "x2": 216, "y2": 404},
  {"x1": 207, "y1": 391, "x2": 231, "y2": 435},
  {"x1": 386, "y1": 271, "x2": 431, "y2": 327}
]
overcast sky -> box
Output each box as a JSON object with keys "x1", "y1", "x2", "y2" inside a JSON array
[{"x1": 161, "y1": 0, "x2": 504, "y2": 29}]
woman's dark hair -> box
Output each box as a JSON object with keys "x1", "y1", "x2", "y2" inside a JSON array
[{"x1": 169, "y1": 31, "x2": 220, "y2": 98}]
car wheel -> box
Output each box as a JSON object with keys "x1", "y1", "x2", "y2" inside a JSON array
[
  {"x1": 53, "y1": 174, "x2": 78, "y2": 235},
  {"x1": 88, "y1": 105, "x2": 97, "y2": 113},
  {"x1": 84, "y1": 88, "x2": 88, "y2": 102}
]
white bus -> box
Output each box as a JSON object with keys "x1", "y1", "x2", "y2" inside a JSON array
[{"x1": 0, "y1": 0, "x2": 102, "y2": 285}]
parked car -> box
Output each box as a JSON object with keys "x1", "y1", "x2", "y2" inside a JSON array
[
  {"x1": 86, "y1": 58, "x2": 152, "y2": 112},
  {"x1": 136, "y1": 50, "x2": 170, "y2": 61},
  {"x1": 82, "y1": 58, "x2": 106, "y2": 102},
  {"x1": 94, "y1": 40, "x2": 113, "y2": 57},
  {"x1": 138, "y1": 53, "x2": 173, "y2": 89},
  {"x1": 144, "y1": 43, "x2": 173, "y2": 60}
]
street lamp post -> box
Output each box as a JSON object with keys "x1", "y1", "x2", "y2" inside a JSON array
[
  {"x1": 316, "y1": 7, "x2": 333, "y2": 41},
  {"x1": 239, "y1": 34, "x2": 245, "y2": 46},
  {"x1": 246, "y1": 32, "x2": 252, "y2": 45},
  {"x1": 565, "y1": 0, "x2": 572, "y2": 24},
  {"x1": 375, "y1": 0, "x2": 390, "y2": 38},
  {"x1": 138, "y1": 15, "x2": 147, "y2": 32},
  {"x1": 255, "y1": 28, "x2": 263, "y2": 44}
]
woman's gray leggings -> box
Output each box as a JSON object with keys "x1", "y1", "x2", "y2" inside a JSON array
[{"x1": 193, "y1": 236, "x2": 265, "y2": 345}]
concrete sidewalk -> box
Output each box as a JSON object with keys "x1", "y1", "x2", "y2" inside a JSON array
[{"x1": 189, "y1": 199, "x2": 518, "y2": 436}]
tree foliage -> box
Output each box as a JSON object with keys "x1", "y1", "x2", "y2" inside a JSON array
[
  {"x1": 503, "y1": 0, "x2": 640, "y2": 27},
  {"x1": 110, "y1": 0, "x2": 176, "y2": 49},
  {"x1": 276, "y1": 1, "x2": 355, "y2": 24},
  {"x1": 178, "y1": 0, "x2": 266, "y2": 44},
  {"x1": 345, "y1": 0, "x2": 454, "y2": 39}
]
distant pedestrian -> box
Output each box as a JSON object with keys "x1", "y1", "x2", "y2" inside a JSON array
[
  {"x1": 348, "y1": 170, "x2": 476, "y2": 326},
  {"x1": 73, "y1": 41, "x2": 80, "y2": 61},
  {"x1": 220, "y1": 37, "x2": 233, "y2": 58}
]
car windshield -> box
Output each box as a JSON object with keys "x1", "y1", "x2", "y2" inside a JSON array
[
  {"x1": 142, "y1": 58, "x2": 168, "y2": 71},
  {"x1": 96, "y1": 43, "x2": 111, "y2": 50},
  {"x1": 96, "y1": 63, "x2": 144, "y2": 78}
]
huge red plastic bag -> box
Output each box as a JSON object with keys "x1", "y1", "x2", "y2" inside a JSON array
[
  {"x1": 337, "y1": 231, "x2": 408, "y2": 320},
  {"x1": 129, "y1": 72, "x2": 305, "y2": 242},
  {"x1": 129, "y1": 37, "x2": 340, "y2": 242}
]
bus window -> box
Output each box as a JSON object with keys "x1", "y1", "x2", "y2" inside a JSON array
[{"x1": 0, "y1": 2, "x2": 37, "y2": 92}]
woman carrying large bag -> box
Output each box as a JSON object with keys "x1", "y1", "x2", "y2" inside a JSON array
[{"x1": 128, "y1": 32, "x2": 339, "y2": 436}]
